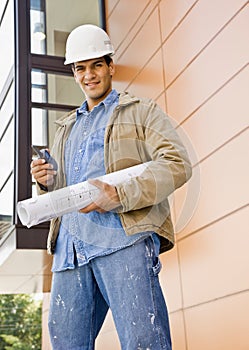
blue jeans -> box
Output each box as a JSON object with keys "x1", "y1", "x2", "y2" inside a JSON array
[{"x1": 48, "y1": 238, "x2": 172, "y2": 350}]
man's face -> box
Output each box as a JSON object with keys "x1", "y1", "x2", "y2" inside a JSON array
[{"x1": 73, "y1": 57, "x2": 115, "y2": 110}]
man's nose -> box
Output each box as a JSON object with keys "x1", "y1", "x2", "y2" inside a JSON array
[{"x1": 85, "y1": 67, "x2": 95, "y2": 79}]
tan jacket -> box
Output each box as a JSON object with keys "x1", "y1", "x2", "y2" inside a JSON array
[{"x1": 41, "y1": 92, "x2": 192, "y2": 254}]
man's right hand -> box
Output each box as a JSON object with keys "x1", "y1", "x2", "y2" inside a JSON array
[{"x1": 30, "y1": 158, "x2": 57, "y2": 189}]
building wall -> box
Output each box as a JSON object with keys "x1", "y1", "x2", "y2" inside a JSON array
[{"x1": 94, "y1": 1, "x2": 249, "y2": 349}]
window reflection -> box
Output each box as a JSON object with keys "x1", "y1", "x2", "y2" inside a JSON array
[
  {"x1": 32, "y1": 108, "x2": 48, "y2": 147},
  {"x1": 30, "y1": 0, "x2": 100, "y2": 56},
  {"x1": 0, "y1": 121, "x2": 14, "y2": 192},
  {"x1": 0, "y1": 173, "x2": 13, "y2": 239},
  {"x1": 0, "y1": 83, "x2": 14, "y2": 138},
  {"x1": 31, "y1": 69, "x2": 82, "y2": 148},
  {"x1": 30, "y1": 0, "x2": 46, "y2": 54},
  {"x1": 0, "y1": 174, "x2": 14, "y2": 218},
  {"x1": 31, "y1": 70, "x2": 47, "y2": 103},
  {"x1": 0, "y1": 0, "x2": 14, "y2": 92}
]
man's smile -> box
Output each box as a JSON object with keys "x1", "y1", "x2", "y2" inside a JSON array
[{"x1": 84, "y1": 81, "x2": 100, "y2": 88}]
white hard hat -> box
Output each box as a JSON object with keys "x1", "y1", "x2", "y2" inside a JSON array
[{"x1": 64, "y1": 24, "x2": 115, "y2": 65}]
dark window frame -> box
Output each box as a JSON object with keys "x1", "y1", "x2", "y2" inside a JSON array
[{"x1": 14, "y1": 0, "x2": 107, "y2": 248}]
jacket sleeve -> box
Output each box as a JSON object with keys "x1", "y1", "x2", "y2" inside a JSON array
[{"x1": 115, "y1": 101, "x2": 192, "y2": 212}]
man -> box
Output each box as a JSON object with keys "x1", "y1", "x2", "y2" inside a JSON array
[{"x1": 31, "y1": 24, "x2": 192, "y2": 350}]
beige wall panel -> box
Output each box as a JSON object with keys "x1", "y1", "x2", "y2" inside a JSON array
[
  {"x1": 42, "y1": 293, "x2": 52, "y2": 350},
  {"x1": 1, "y1": 275, "x2": 45, "y2": 294},
  {"x1": 169, "y1": 310, "x2": 186, "y2": 350},
  {"x1": 112, "y1": 70, "x2": 130, "y2": 92},
  {"x1": 0, "y1": 276, "x2": 36, "y2": 293},
  {"x1": 96, "y1": 311, "x2": 120, "y2": 349},
  {"x1": 160, "y1": 246, "x2": 182, "y2": 312},
  {"x1": 0, "y1": 250, "x2": 45, "y2": 275},
  {"x1": 97, "y1": 310, "x2": 116, "y2": 334},
  {"x1": 96, "y1": 330, "x2": 120, "y2": 350},
  {"x1": 171, "y1": 163, "x2": 201, "y2": 234},
  {"x1": 166, "y1": 7, "x2": 248, "y2": 123},
  {"x1": 182, "y1": 67, "x2": 249, "y2": 163},
  {"x1": 109, "y1": 0, "x2": 159, "y2": 60},
  {"x1": 174, "y1": 129, "x2": 249, "y2": 236},
  {"x1": 159, "y1": 0, "x2": 197, "y2": 41},
  {"x1": 107, "y1": 0, "x2": 151, "y2": 53},
  {"x1": 178, "y1": 205, "x2": 249, "y2": 307},
  {"x1": 111, "y1": 8, "x2": 161, "y2": 86},
  {"x1": 155, "y1": 92, "x2": 167, "y2": 111},
  {"x1": 184, "y1": 291, "x2": 249, "y2": 350},
  {"x1": 128, "y1": 50, "x2": 165, "y2": 100},
  {"x1": 163, "y1": 0, "x2": 246, "y2": 86},
  {"x1": 106, "y1": 0, "x2": 119, "y2": 17}
]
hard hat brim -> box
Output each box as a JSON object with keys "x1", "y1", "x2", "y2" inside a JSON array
[{"x1": 64, "y1": 51, "x2": 114, "y2": 65}]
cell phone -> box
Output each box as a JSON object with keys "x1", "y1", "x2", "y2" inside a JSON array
[{"x1": 32, "y1": 145, "x2": 58, "y2": 171}]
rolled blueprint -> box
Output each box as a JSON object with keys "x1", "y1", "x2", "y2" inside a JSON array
[{"x1": 17, "y1": 162, "x2": 150, "y2": 228}]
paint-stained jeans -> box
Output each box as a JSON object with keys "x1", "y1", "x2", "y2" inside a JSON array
[{"x1": 48, "y1": 238, "x2": 172, "y2": 350}]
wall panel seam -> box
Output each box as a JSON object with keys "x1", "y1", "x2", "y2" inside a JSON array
[
  {"x1": 116, "y1": 1, "x2": 159, "y2": 61},
  {"x1": 164, "y1": 2, "x2": 248, "y2": 91},
  {"x1": 175, "y1": 242, "x2": 189, "y2": 349},
  {"x1": 161, "y1": 0, "x2": 199, "y2": 46},
  {"x1": 177, "y1": 203, "x2": 249, "y2": 242},
  {"x1": 191, "y1": 126, "x2": 249, "y2": 167},
  {"x1": 112, "y1": 0, "x2": 153, "y2": 53},
  {"x1": 158, "y1": 1, "x2": 168, "y2": 110},
  {"x1": 106, "y1": 0, "x2": 121, "y2": 19},
  {"x1": 115, "y1": 0, "x2": 200, "y2": 88},
  {"x1": 172, "y1": 288, "x2": 249, "y2": 312},
  {"x1": 177, "y1": 63, "x2": 248, "y2": 126}
]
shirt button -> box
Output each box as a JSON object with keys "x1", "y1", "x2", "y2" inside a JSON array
[
  {"x1": 83, "y1": 131, "x2": 87, "y2": 136},
  {"x1": 75, "y1": 166, "x2": 79, "y2": 171}
]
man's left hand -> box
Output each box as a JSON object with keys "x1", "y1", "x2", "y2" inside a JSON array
[{"x1": 79, "y1": 179, "x2": 121, "y2": 214}]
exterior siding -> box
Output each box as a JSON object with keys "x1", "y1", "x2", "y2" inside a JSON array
[{"x1": 95, "y1": 1, "x2": 249, "y2": 349}]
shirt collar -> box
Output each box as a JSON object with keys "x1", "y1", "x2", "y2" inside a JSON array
[{"x1": 76, "y1": 89, "x2": 118, "y2": 117}]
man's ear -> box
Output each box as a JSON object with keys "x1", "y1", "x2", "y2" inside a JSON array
[
  {"x1": 71, "y1": 65, "x2": 78, "y2": 82},
  {"x1": 109, "y1": 61, "x2": 115, "y2": 77},
  {"x1": 74, "y1": 72, "x2": 79, "y2": 83}
]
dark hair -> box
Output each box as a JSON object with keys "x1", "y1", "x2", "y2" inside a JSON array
[
  {"x1": 71, "y1": 55, "x2": 113, "y2": 71},
  {"x1": 103, "y1": 55, "x2": 113, "y2": 66}
]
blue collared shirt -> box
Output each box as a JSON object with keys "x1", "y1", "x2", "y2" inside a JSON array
[{"x1": 52, "y1": 90, "x2": 159, "y2": 272}]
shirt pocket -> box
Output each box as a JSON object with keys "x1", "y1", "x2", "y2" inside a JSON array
[{"x1": 84, "y1": 127, "x2": 106, "y2": 178}]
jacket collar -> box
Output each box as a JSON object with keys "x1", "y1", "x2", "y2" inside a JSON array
[
  {"x1": 53, "y1": 92, "x2": 139, "y2": 127},
  {"x1": 118, "y1": 92, "x2": 140, "y2": 106},
  {"x1": 54, "y1": 109, "x2": 77, "y2": 127}
]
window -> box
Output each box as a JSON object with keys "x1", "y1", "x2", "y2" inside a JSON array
[
  {"x1": 30, "y1": 0, "x2": 102, "y2": 56},
  {"x1": 11, "y1": 0, "x2": 106, "y2": 246},
  {"x1": 0, "y1": 0, "x2": 14, "y2": 234}
]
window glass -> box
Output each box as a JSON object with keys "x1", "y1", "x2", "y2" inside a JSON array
[
  {"x1": 0, "y1": 82, "x2": 14, "y2": 137},
  {"x1": 47, "y1": 110, "x2": 68, "y2": 148},
  {"x1": 0, "y1": 0, "x2": 14, "y2": 92},
  {"x1": 31, "y1": 109, "x2": 67, "y2": 149},
  {"x1": 31, "y1": 69, "x2": 83, "y2": 149},
  {"x1": 0, "y1": 120, "x2": 14, "y2": 190},
  {"x1": 47, "y1": 73, "x2": 83, "y2": 106},
  {"x1": 31, "y1": 108, "x2": 48, "y2": 147},
  {"x1": 30, "y1": 0, "x2": 101, "y2": 56},
  {"x1": 31, "y1": 70, "x2": 83, "y2": 106},
  {"x1": 31, "y1": 109, "x2": 66, "y2": 198},
  {"x1": 0, "y1": 0, "x2": 8, "y2": 19},
  {"x1": 0, "y1": 174, "x2": 13, "y2": 218},
  {"x1": 0, "y1": 175, "x2": 13, "y2": 240}
]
